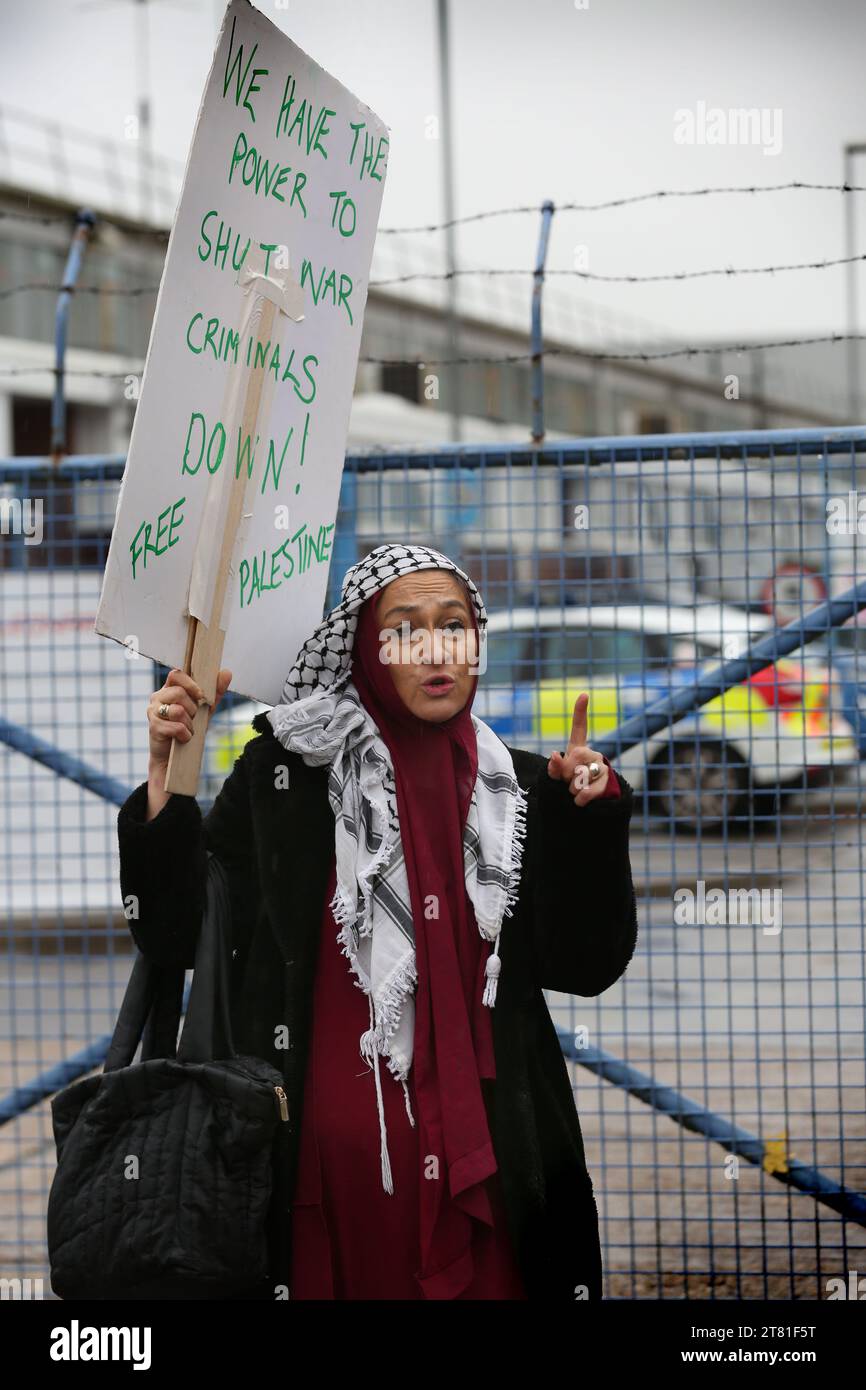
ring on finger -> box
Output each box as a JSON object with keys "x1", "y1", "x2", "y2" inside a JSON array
[
  {"x1": 588, "y1": 761, "x2": 602, "y2": 781},
  {"x1": 158, "y1": 703, "x2": 171, "y2": 720}
]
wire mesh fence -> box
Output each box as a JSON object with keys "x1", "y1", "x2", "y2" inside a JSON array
[{"x1": 1, "y1": 427, "x2": 865, "y2": 1298}]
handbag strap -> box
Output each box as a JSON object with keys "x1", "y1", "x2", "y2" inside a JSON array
[
  {"x1": 141, "y1": 964, "x2": 187, "y2": 1060},
  {"x1": 103, "y1": 955, "x2": 185, "y2": 1071},
  {"x1": 175, "y1": 850, "x2": 236, "y2": 1063},
  {"x1": 103, "y1": 850, "x2": 235, "y2": 1072}
]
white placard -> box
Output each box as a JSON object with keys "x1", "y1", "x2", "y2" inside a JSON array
[{"x1": 95, "y1": 0, "x2": 389, "y2": 703}]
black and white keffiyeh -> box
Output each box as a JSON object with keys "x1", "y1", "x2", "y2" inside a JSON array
[{"x1": 266, "y1": 543, "x2": 528, "y2": 1193}]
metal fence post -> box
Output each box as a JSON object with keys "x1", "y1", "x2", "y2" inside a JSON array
[
  {"x1": 50, "y1": 208, "x2": 97, "y2": 465},
  {"x1": 531, "y1": 200, "x2": 556, "y2": 445},
  {"x1": 331, "y1": 464, "x2": 359, "y2": 605}
]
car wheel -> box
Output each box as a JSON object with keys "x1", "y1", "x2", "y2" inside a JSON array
[
  {"x1": 750, "y1": 784, "x2": 793, "y2": 823},
  {"x1": 650, "y1": 738, "x2": 751, "y2": 834}
]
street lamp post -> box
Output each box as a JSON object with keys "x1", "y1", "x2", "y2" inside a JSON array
[
  {"x1": 844, "y1": 142, "x2": 866, "y2": 422},
  {"x1": 436, "y1": 0, "x2": 462, "y2": 444}
]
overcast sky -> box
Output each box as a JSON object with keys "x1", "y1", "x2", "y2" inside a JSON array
[{"x1": 2, "y1": 0, "x2": 866, "y2": 346}]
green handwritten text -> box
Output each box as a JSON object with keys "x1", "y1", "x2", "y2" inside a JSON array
[
  {"x1": 129, "y1": 497, "x2": 185, "y2": 580},
  {"x1": 238, "y1": 522, "x2": 335, "y2": 609}
]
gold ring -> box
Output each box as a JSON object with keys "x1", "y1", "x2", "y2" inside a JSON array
[
  {"x1": 589, "y1": 761, "x2": 601, "y2": 781},
  {"x1": 158, "y1": 703, "x2": 171, "y2": 720}
]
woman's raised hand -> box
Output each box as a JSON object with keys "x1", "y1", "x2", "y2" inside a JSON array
[
  {"x1": 547, "y1": 691, "x2": 610, "y2": 805},
  {"x1": 147, "y1": 667, "x2": 232, "y2": 770}
]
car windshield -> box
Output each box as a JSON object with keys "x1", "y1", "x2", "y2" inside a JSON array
[
  {"x1": 482, "y1": 625, "x2": 719, "y2": 685},
  {"x1": 483, "y1": 631, "x2": 540, "y2": 685},
  {"x1": 830, "y1": 625, "x2": 866, "y2": 656}
]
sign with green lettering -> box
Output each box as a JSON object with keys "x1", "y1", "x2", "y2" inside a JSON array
[{"x1": 95, "y1": 0, "x2": 389, "y2": 703}]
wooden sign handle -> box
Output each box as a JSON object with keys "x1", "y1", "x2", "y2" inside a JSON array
[
  {"x1": 165, "y1": 296, "x2": 277, "y2": 797},
  {"x1": 163, "y1": 614, "x2": 222, "y2": 796}
]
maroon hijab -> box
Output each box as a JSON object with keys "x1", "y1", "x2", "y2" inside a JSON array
[{"x1": 349, "y1": 591, "x2": 500, "y2": 1298}]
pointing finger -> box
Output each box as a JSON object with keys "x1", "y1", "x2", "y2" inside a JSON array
[{"x1": 568, "y1": 691, "x2": 589, "y2": 751}]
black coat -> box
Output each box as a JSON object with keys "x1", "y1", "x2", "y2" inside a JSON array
[{"x1": 117, "y1": 711, "x2": 639, "y2": 1301}]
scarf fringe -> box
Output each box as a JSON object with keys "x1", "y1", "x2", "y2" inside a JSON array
[
  {"x1": 401, "y1": 1079, "x2": 416, "y2": 1127},
  {"x1": 356, "y1": 953, "x2": 418, "y2": 1076},
  {"x1": 479, "y1": 779, "x2": 527, "y2": 1009},
  {"x1": 503, "y1": 781, "x2": 529, "y2": 921}
]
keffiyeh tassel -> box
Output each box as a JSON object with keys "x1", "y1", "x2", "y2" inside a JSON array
[{"x1": 360, "y1": 995, "x2": 417, "y2": 1197}]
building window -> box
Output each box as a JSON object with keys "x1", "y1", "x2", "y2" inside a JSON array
[
  {"x1": 12, "y1": 397, "x2": 54, "y2": 455},
  {"x1": 638, "y1": 411, "x2": 671, "y2": 435},
  {"x1": 381, "y1": 362, "x2": 422, "y2": 404}
]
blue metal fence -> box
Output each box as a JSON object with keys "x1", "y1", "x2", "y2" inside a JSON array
[{"x1": 2, "y1": 427, "x2": 865, "y2": 1298}]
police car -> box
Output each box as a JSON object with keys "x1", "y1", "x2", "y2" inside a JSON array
[{"x1": 204, "y1": 603, "x2": 859, "y2": 833}]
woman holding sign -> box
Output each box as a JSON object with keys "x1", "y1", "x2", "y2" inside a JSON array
[{"x1": 118, "y1": 543, "x2": 638, "y2": 1301}]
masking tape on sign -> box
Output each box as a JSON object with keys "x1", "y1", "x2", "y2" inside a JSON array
[{"x1": 186, "y1": 245, "x2": 305, "y2": 637}]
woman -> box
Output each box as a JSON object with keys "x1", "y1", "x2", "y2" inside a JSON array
[{"x1": 118, "y1": 542, "x2": 638, "y2": 1301}]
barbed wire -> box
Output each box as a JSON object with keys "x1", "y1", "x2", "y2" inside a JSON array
[
  {"x1": 0, "y1": 282, "x2": 157, "y2": 302},
  {"x1": 0, "y1": 366, "x2": 141, "y2": 379},
  {"x1": 2, "y1": 332, "x2": 865, "y2": 379},
  {"x1": 0, "y1": 208, "x2": 80, "y2": 227},
  {"x1": 1, "y1": 182, "x2": 864, "y2": 379},
  {"x1": 4, "y1": 243, "x2": 865, "y2": 305},
  {"x1": 372, "y1": 251, "x2": 866, "y2": 289},
  {"x1": 0, "y1": 207, "x2": 169, "y2": 236},
  {"x1": 3, "y1": 180, "x2": 866, "y2": 240},
  {"x1": 361, "y1": 333, "x2": 866, "y2": 367},
  {"x1": 379, "y1": 182, "x2": 866, "y2": 234}
]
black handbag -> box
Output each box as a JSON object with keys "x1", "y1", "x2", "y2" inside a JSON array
[{"x1": 47, "y1": 851, "x2": 291, "y2": 1300}]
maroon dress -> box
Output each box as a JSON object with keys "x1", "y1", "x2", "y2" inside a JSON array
[
  {"x1": 288, "y1": 859, "x2": 524, "y2": 1299},
  {"x1": 288, "y1": 764, "x2": 620, "y2": 1301}
]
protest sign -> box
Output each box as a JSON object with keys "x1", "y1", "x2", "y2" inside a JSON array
[{"x1": 94, "y1": 0, "x2": 389, "y2": 789}]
